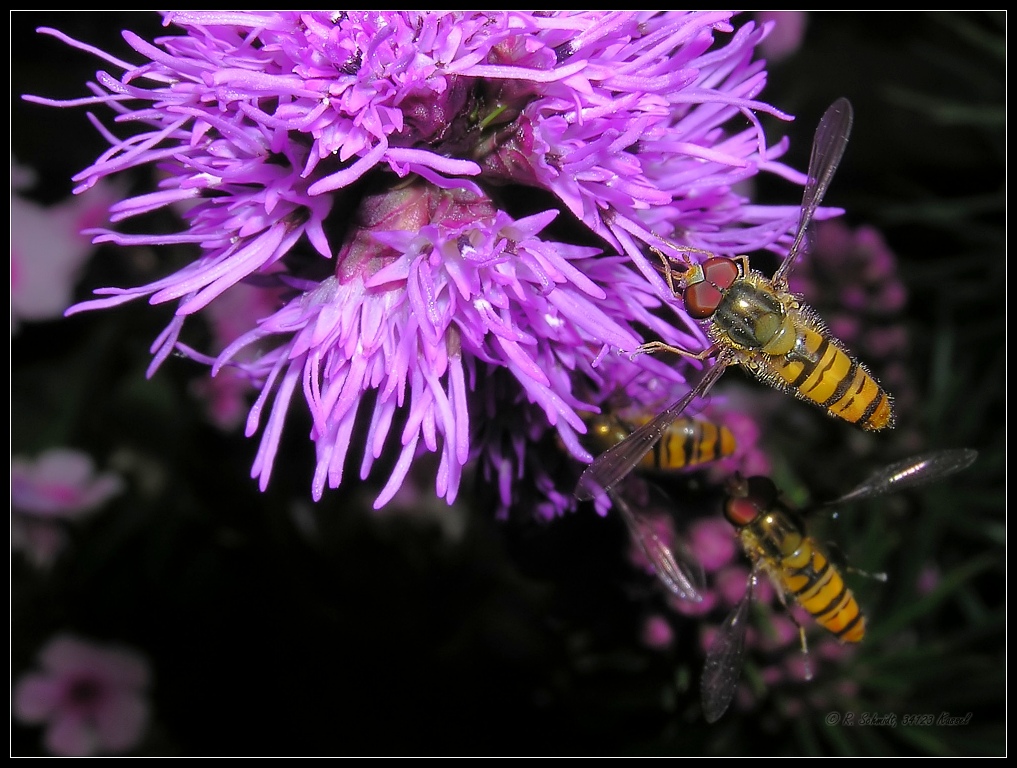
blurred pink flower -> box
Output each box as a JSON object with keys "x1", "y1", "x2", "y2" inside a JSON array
[
  {"x1": 11, "y1": 448, "x2": 124, "y2": 568},
  {"x1": 12, "y1": 635, "x2": 151, "y2": 756},
  {"x1": 189, "y1": 282, "x2": 286, "y2": 430},
  {"x1": 640, "y1": 614, "x2": 675, "y2": 650},
  {"x1": 10, "y1": 157, "x2": 119, "y2": 334},
  {"x1": 756, "y1": 12, "x2": 808, "y2": 62},
  {"x1": 705, "y1": 406, "x2": 772, "y2": 480},
  {"x1": 10, "y1": 519, "x2": 67, "y2": 571},
  {"x1": 669, "y1": 588, "x2": 718, "y2": 619},
  {"x1": 757, "y1": 613, "x2": 800, "y2": 653},
  {"x1": 688, "y1": 517, "x2": 738, "y2": 573},
  {"x1": 12, "y1": 448, "x2": 124, "y2": 519},
  {"x1": 782, "y1": 649, "x2": 815, "y2": 683}
]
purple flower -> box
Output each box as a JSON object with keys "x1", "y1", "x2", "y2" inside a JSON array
[
  {"x1": 12, "y1": 448, "x2": 125, "y2": 519},
  {"x1": 755, "y1": 12, "x2": 808, "y2": 62},
  {"x1": 688, "y1": 517, "x2": 738, "y2": 574},
  {"x1": 10, "y1": 157, "x2": 121, "y2": 334},
  {"x1": 25, "y1": 12, "x2": 808, "y2": 512},
  {"x1": 640, "y1": 613, "x2": 675, "y2": 650},
  {"x1": 188, "y1": 282, "x2": 286, "y2": 431},
  {"x1": 12, "y1": 635, "x2": 151, "y2": 756},
  {"x1": 11, "y1": 448, "x2": 125, "y2": 569}
]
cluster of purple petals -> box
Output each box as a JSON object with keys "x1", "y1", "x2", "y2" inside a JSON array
[{"x1": 27, "y1": 12, "x2": 805, "y2": 512}]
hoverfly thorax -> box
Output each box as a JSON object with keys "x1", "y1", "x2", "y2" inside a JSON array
[
  {"x1": 585, "y1": 412, "x2": 630, "y2": 450},
  {"x1": 725, "y1": 476, "x2": 801, "y2": 560},
  {"x1": 712, "y1": 278, "x2": 797, "y2": 355},
  {"x1": 761, "y1": 513, "x2": 806, "y2": 560}
]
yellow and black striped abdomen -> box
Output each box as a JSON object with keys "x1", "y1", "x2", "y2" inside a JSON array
[
  {"x1": 770, "y1": 324, "x2": 893, "y2": 432},
  {"x1": 583, "y1": 412, "x2": 737, "y2": 474},
  {"x1": 781, "y1": 541, "x2": 865, "y2": 643},
  {"x1": 640, "y1": 416, "x2": 736, "y2": 471}
]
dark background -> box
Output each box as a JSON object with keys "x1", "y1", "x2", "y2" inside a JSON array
[{"x1": 11, "y1": 12, "x2": 1005, "y2": 756}]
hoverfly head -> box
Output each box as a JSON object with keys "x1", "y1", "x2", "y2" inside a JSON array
[
  {"x1": 723, "y1": 473, "x2": 778, "y2": 528},
  {"x1": 682, "y1": 256, "x2": 740, "y2": 320}
]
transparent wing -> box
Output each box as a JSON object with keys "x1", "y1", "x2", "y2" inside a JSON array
[
  {"x1": 610, "y1": 485, "x2": 705, "y2": 603},
  {"x1": 827, "y1": 448, "x2": 978, "y2": 506},
  {"x1": 701, "y1": 573, "x2": 755, "y2": 724},
  {"x1": 575, "y1": 358, "x2": 731, "y2": 501},
  {"x1": 772, "y1": 97, "x2": 854, "y2": 287}
]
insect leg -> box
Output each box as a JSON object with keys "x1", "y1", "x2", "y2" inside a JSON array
[
  {"x1": 823, "y1": 540, "x2": 889, "y2": 583},
  {"x1": 631, "y1": 340, "x2": 718, "y2": 360},
  {"x1": 795, "y1": 618, "x2": 813, "y2": 682}
]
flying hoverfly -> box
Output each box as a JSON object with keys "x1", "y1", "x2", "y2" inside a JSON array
[
  {"x1": 576, "y1": 98, "x2": 892, "y2": 502},
  {"x1": 581, "y1": 409, "x2": 737, "y2": 475},
  {"x1": 700, "y1": 448, "x2": 978, "y2": 724}
]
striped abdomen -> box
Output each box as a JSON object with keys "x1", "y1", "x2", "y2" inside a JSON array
[
  {"x1": 586, "y1": 413, "x2": 736, "y2": 473},
  {"x1": 767, "y1": 323, "x2": 893, "y2": 432},
  {"x1": 639, "y1": 415, "x2": 736, "y2": 471},
  {"x1": 780, "y1": 536, "x2": 865, "y2": 643}
]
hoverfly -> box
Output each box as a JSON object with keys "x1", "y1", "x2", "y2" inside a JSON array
[
  {"x1": 700, "y1": 448, "x2": 978, "y2": 724},
  {"x1": 576, "y1": 98, "x2": 892, "y2": 502},
  {"x1": 581, "y1": 409, "x2": 737, "y2": 475}
]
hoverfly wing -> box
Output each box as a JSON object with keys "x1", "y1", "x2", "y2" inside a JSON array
[
  {"x1": 827, "y1": 448, "x2": 978, "y2": 506},
  {"x1": 772, "y1": 97, "x2": 854, "y2": 287},
  {"x1": 701, "y1": 575, "x2": 755, "y2": 724},
  {"x1": 575, "y1": 359, "x2": 730, "y2": 501},
  {"x1": 661, "y1": 534, "x2": 708, "y2": 604},
  {"x1": 611, "y1": 487, "x2": 706, "y2": 603}
]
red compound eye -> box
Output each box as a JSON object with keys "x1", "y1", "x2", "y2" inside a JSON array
[
  {"x1": 685, "y1": 282, "x2": 723, "y2": 318},
  {"x1": 701, "y1": 257, "x2": 740, "y2": 290},
  {"x1": 683, "y1": 257, "x2": 739, "y2": 318},
  {"x1": 724, "y1": 496, "x2": 760, "y2": 527},
  {"x1": 723, "y1": 475, "x2": 777, "y2": 527}
]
